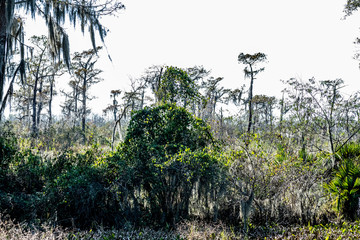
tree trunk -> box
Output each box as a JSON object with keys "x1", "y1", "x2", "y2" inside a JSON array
[
  {"x1": 36, "y1": 78, "x2": 44, "y2": 127},
  {"x1": 112, "y1": 96, "x2": 117, "y2": 122},
  {"x1": 0, "y1": 1, "x2": 8, "y2": 113},
  {"x1": 31, "y1": 75, "x2": 39, "y2": 137},
  {"x1": 247, "y1": 67, "x2": 254, "y2": 134},
  {"x1": 0, "y1": 63, "x2": 20, "y2": 121},
  {"x1": 279, "y1": 92, "x2": 285, "y2": 131},
  {"x1": 220, "y1": 107, "x2": 223, "y2": 138},
  {"x1": 82, "y1": 78, "x2": 86, "y2": 143},
  {"x1": 48, "y1": 76, "x2": 54, "y2": 125},
  {"x1": 31, "y1": 52, "x2": 45, "y2": 137},
  {"x1": 73, "y1": 86, "x2": 79, "y2": 127}
]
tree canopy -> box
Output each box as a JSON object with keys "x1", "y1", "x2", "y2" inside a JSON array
[{"x1": 0, "y1": 0, "x2": 125, "y2": 119}]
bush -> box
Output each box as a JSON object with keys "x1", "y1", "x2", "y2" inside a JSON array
[
  {"x1": 119, "y1": 104, "x2": 222, "y2": 226},
  {"x1": 44, "y1": 165, "x2": 120, "y2": 228},
  {"x1": 324, "y1": 159, "x2": 360, "y2": 220},
  {"x1": 0, "y1": 122, "x2": 18, "y2": 169}
]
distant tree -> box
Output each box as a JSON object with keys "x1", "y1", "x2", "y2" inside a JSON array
[
  {"x1": 61, "y1": 79, "x2": 81, "y2": 125},
  {"x1": 141, "y1": 65, "x2": 208, "y2": 115},
  {"x1": 63, "y1": 47, "x2": 103, "y2": 142},
  {"x1": 142, "y1": 65, "x2": 164, "y2": 104},
  {"x1": 109, "y1": 78, "x2": 147, "y2": 148},
  {"x1": 157, "y1": 66, "x2": 201, "y2": 108},
  {"x1": 0, "y1": 0, "x2": 125, "y2": 120},
  {"x1": 186, "y1": 66, "x2": 209, "y2": 112},
  {"x1": 281, "y1": 78, "x2": 314, "y2": 160},
  {"x1": 238, "y1": 52, "x2": 267, "y2": 134},
  {"x1": 283, "y1": 78, "x2": 360, "y2": 166},
  {"x1": 28, "y1": 36, "x2": 63, "y2": 136},
  {"x1": 9, "y1": 35, "x2": 64, "y2": 134},
  {"x1": 252, "y1": 94, "x2": 276, "y2": 132},
  {"x1": 110, "y1": 90, "x2": 122, "y2": 122},
  {"x1": 202, "y1": 77, "x2": 228, "y2": 120}
]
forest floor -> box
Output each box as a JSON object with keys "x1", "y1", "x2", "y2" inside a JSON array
[{"x1": 1, "y1": 219, "x2": 360, "y2": 239}]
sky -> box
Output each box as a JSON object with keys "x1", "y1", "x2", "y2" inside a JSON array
[{"x1": 23, "y1": 0, "x2": 360, "y2": 115}]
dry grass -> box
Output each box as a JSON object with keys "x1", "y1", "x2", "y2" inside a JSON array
[
  {"x1": 0, "y1": 219, "x2": 69, "y2": 240},
  {"x1": 1, "y1": 218, "x2": 360, "y2": 240}
]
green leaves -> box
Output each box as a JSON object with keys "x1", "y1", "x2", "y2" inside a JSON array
[
  {"x1": 324, "y1": 158, "x2": 360, "y2": 219},
  {"x1": 119, "y1": 103, "x2": 219, "y2": 224},
  {"x1": 157, "y1": 66, "x2": 200, "y2": 107}
]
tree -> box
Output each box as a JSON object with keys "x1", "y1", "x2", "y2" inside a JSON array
[
  {"x1": 157, "y1": 66, "x2": 201, "y2": 108},
  {"x1": 121, "y1": 103, "x2": 219, "y2": 225},
  {"x1": 28, "y1": 35, "x2": 63, "y2": 136},
  {"x1": 142, "y1": 65, "x2": 164, "y2": 104},
  {"x1": 9, "y1": 35, "x2": 64, "y2": 134},
  {"x1": 283, "y1": 78, "x2": 360, "y2": 166},
  {"x1": 202, "y1": 77, "x2": 227, "y2": 120},
  {"x1": 186, "y1": 66, "x2": 210, "y2": 116},
  {"x1": 62, "y1": 47, "x2": 103, "y2": 142},
  {"x1": 238, "y1": 52, "x2": 267, "y2": 134},
  {"x1": 282, "y1": 78, "x2": 314, "y2": 160},
  {"x1": 251, "y1": 94, "x2": 276, "y2": 132},
  {"x1": 201, "y1": 76, "x2": 229, "y2": 137},
  {"x1": 108, "y1": 89, "x2": 122, "y2": 122},
  {"x1": 141, "y1": 65, "x2": 208, "y2": 115},
  {"x1": 110, "y1": 78, "x2": 146, "y2": 148},
  {"x1": 0, "y1": 0, "x2": 125, "y2": 120}
]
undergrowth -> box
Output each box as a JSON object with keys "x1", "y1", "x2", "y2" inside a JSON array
[{"x1": 1, "y1": 219, "x2": 360, "y2": 240}]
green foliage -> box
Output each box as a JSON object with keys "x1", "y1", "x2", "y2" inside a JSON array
[
  {"x1": 336, "y1": 142, "x2": 360, "y2": 162},
  {"x1": 0, "y1": 122, "x2": 18, "y2": 168},
  {"x1": 120, "y1": 103, "x2": 220, "y2": 225},
  {"x1": 124, "y1": 103, "x2": 212, "y2": 158},
  {"x1": 45, "y1": 165, "x2": 119, "y2": 228},
  {"x1": 0, "y1": 137, "x2": 46, "y2": 222},
  {"x1": 324, "y1": 159, "x2": 360, "y2": 220},
  {"x1": 157, "y1": 66, "x2": 200, "y2": 107}
]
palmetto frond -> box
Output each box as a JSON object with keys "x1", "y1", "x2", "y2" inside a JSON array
[{"x1": 324, "y1": 158, "x2": 360, "y2": 217}]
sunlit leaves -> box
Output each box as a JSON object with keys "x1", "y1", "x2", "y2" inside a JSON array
[
  {"x1": 324, "y1": 157, "x2": 360, "y2": 219},
  {"x1": 157, "y1": 66, "x2": 200, "y2": 108}
]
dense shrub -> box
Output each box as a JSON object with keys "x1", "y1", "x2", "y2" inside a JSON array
[
  {"x1": 44, "y1": 165, "x2": 120, "y2": 228},
  {"x1": 2, "y1": 108, "x2": 360, "y2": 231},
  {"x1": 119, "y1": 104, "x2": 223, "y2": 226},
  {"x1": 323, "y1": 143, "x2": 360, "y2": 220},
  {"x1": 0, "y1": 122, "x2": 18, "y2": 169}
]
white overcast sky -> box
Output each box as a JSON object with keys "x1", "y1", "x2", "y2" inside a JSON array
[{"x1": 24, "y1": 0, "x2": 360, "y2": 115}]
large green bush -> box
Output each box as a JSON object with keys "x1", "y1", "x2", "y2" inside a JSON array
[{"x1": 119, "y1": 104, "x2": 222, "y2": 225}]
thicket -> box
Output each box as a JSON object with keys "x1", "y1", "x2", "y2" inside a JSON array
[
  {"x1": 2, "y1": 60, "x2": 360, "y2": 238},
  {"x1": 2, "y1": 100, "x2": 360, "y2": 237}
]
